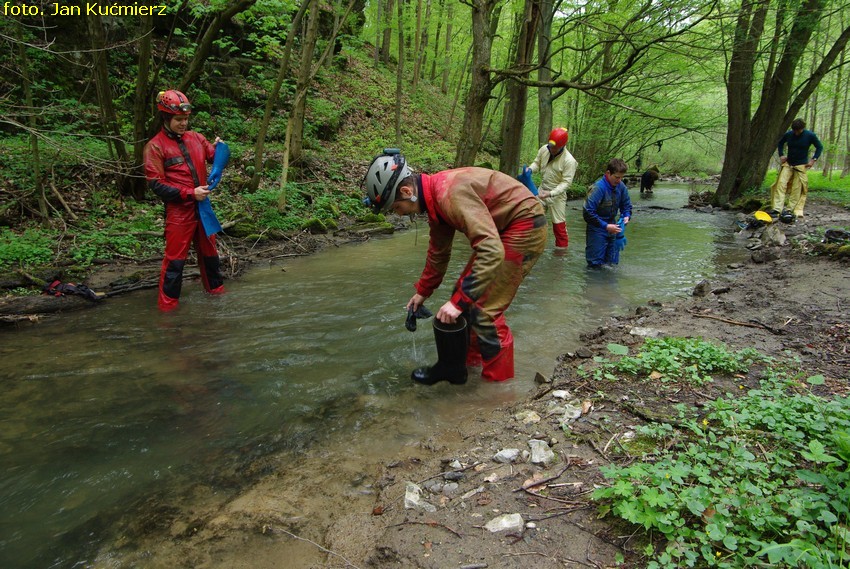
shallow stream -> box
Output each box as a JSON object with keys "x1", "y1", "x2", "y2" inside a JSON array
[{"x1": 0, "y1": 183, "x2": 744, "y2": 568}]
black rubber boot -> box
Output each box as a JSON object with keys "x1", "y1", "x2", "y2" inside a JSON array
[{"x1": 412, "y1": 316, "x2": 469, "y2": 385}]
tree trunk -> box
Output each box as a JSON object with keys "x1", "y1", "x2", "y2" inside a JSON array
[
  {"x1": 444, "y1": 44, "x2": 472, "y2": 139},
  {"x1": 454, "y1": 0, "x2": 498, "y2": 166},
  {"x1": 289, "y1": 0, "x2": 322, "y2": 166},
  {"x1": 536, "y1": 0, "x2": 554, "y2": 146},
  {"x1": 249, "y1": 0, "x2": 309, "y2": 192},
  {"x1": 416, "y1": 0, "x2": 432, "y2": 90},
  {"x1": 128, "y1": 14, "x2": 153, "y2": 201},
  {"x1": 395, "y1": 0, "x2": 405, "y2": 146},
  {"x1": 381, "y1": 0, "x2": 394, "y2": 64},
  {"x1": 823, "y1": 43, "x2": 842, "y2": 178},
  {"x1": 374, "y1": 0, "x2": 382, "y2": 67},
  {"x1": 412, "y1": 0, "x2": 422, "y2": 90},
  {"x1": 441, "y1": 2, "x2": 453, "y2": 94},
  {"x1": 86, "y1": 15, "x2": 130, "y2": 196},
  {"x1": 498, "y1": 0, "x2": 539, "y2": 175},
  {"x1": 278, "y1": 0, "x2": 357, "y2": 206},
  {"x1": 13, "y1": 21, "x2": 46, "y2": 221},
  {"x1": 429, "y1": 0, "x2": 444, "y2": 82}
]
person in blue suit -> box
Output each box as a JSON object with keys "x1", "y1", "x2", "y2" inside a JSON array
[{"x1": 582, "y1": 158, "x2": 632, "y2": 268}]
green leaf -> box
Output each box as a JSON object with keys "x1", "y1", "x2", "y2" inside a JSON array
[
  {"x1": 800, "y1": 440, "x2": 839, "y2": 463},
  {"x1": 807, "y1": 374, "x2": 825, "y2": 385},
  {"x1": 607, "y1": 343, "x2": 629, "y2": 356}
]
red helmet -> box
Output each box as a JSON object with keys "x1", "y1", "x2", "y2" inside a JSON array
[
  {"x1": 548, "y1": 127, "x2": 569, "y2": 149},
  {"x1": 156, "y1": 90, "x2": 192, "y2": 115}
]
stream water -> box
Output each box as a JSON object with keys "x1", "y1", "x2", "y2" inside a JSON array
[{"x1": 0, "y1": 183, "x2": 745, "y2": 568}]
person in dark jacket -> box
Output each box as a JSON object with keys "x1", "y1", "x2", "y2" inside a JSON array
[
  {"x1": 640, "y1": 165, "x2": 660, "y2": 195},
  {"x1": 144, "y1": 90, "x2": 225, "y2": 311},
  {"x1": 583, "y1": 158, "x2": 632, "y2": 268},
  {"x1": 770, "y1": 118, "x2": 823, "y2": 221}
]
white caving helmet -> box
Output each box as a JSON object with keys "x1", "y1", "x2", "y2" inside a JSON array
[{"x1": 363, "y1": 149, "x2": 411, "y2": 213}]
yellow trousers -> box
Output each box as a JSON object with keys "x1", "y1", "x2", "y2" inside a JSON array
[{"x1": 770, "y1": 163, "x2": 809, "y2": 216}]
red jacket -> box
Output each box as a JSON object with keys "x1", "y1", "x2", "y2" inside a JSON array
[
  {"x1": 416, "y1": 167, "x2": 545, "y2": 310},
  {"x1": 144, "y1": 129, "x2": 215, "y2": 224}
]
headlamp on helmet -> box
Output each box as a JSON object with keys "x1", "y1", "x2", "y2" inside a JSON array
[
  {"x1": 157, "y1": 90, "x2": 193, "y2": 115},
  {"x1": 363, "y1": 148, "x2": 411, "y2": 213}
]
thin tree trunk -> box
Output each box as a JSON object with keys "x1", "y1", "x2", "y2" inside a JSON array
[
  {"x1": 454, "y1": 0, "x2": 498, "y2": 166},
  {"x1": 395, "y1": 0, "x2": 405, "y2": 146},
  {"x1": 413, "y1": 0, "x2": 422, "y2": 90},
  {"x1": 429, "y1": 0, "x2": 444, "y2": 82},
  {"x1": 441, "y1": 2, "x2": 453, "y2": 94},
  {"x1": 381, "y1": 0, "x2": 394, "y2": 63},
  {"x1": 823, "y1": 43, "x2": 842, "y2": 178},
  {"x1": 128, "y1": 14, "x2": 153, "y2": 201},
  {"x1": 278, "y1": 0, "x2": 357, "y2": 207},
  {"x1": 86, "y1": 15, "x2": 130, "y2": 195},
  {"x1": 374, "y1": 0, "x2": 382, "y2": 67},
  {"x1": 444, "y1": 44, "x2": 472, "y2": 139},
  {"x1": 14, "y1": 21, "x2": 46, "y2": 221},
  {"x1": 536, "y1": 0, "x2": 553, "y2": 145},
  {"x1": 415, "y1": 0, "x2": 432, "y2": 90},
  {"x1": 289, "y1": 0, "x2": 322, "y2": 166},
  {"x1": 498, "y1": 0, "x2": 539, "y2": 175},
  {"x1": 249, "y1": 0, "x2": 309, "y2": 192}
]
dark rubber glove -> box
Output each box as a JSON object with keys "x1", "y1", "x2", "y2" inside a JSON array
[{"x1": 405, "y1": 305, "x2": 434, "y2": 332}]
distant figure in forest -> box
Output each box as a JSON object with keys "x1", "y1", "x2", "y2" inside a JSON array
[
  {"x1": 771, "y1": 118, "x2": 823, "y2": 222},
  {"x1": 523, "y1": 127, "x2": 577, "y2": 251},
  {"x1": 363, "y1": 150, "x2": 546, "y2": 384},
  {"x1": 144, "y1": 90, "x2": 225, "y2": 311},
  {"x1": 582, "y1": 158, "x2": 633, "y2": 268},
  {"x1": 640, "y1": 165, "x2": 660, "y2": 195}
]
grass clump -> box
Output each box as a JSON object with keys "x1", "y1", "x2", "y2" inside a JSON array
[{"x1": 587, "y1": 337, "x2": 766, "y2": 386}]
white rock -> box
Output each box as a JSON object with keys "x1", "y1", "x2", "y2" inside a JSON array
[
  {"x1": 514, "y1": 409, "x2": 541, "y2": 424},
  {"x1": 493, "y1": 448, "x2": 521, "y2": 463},
  {"x1": 529, "y1": 439, "x2": 556, "y2": 466},
  {"x1": 630, "y1": 327, "x2": 662, "y2": 338},
  {"x1": 552, "y1": 390, "x2": 570, "y2": 399},
  {"x1": 560, "y1": 403, "x2": 583, "y2": 424},
  {"x1": 404, "y1": 482, "x2": 436, "y2": 512},
  {"x1": 484, "y1": 513, "x2": 524, "y2": 533}
]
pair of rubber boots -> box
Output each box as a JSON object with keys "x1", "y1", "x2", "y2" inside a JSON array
[{"x1": 411, "y1": 316, "x2": 468, "y2": 385}]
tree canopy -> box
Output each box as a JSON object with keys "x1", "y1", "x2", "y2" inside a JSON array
[{"x1": 0, "y1": 0, "x2": 848, "y2": 216}]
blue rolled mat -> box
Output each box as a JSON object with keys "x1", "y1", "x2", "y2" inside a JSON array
[
  {"x1": 517, "y1": 166, "x2": 538, "y2": 196},
  {"x1": 200, "y1": 143, "x2": 230, "y2": 237}
]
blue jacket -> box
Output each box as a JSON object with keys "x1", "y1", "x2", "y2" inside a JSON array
[
  {"x1": 777, "y1": 129, "x2": 823, "y2": 166},
  {"x1": 583, "y1": 176, "x2": 632, "y2": 229}
]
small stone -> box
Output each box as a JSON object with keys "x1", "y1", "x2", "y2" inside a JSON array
[
  {"x1": 484, "y1": 513, "x2": 524, "y2": 533},
  {"x1": 493, "y1": 448, "x2": 521, "y2": 463}
]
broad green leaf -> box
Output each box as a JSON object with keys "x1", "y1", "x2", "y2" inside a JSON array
[{"x1": 607, "y1": 343, "x2": 629, "y2": 356}]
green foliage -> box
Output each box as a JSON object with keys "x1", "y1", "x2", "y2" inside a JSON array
[
  {"x1": 0, "y1": 135, "x2": 112, "y2": 185},
  {"x1": 593, "y1": 370, "x2": 850, "y2": 568},
  {"x1": 592, "y1": 338, "x2": 766, "y2": 386},
  {"x1": 0, "y1": 228, "x2": 56, "y2": 269}
]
